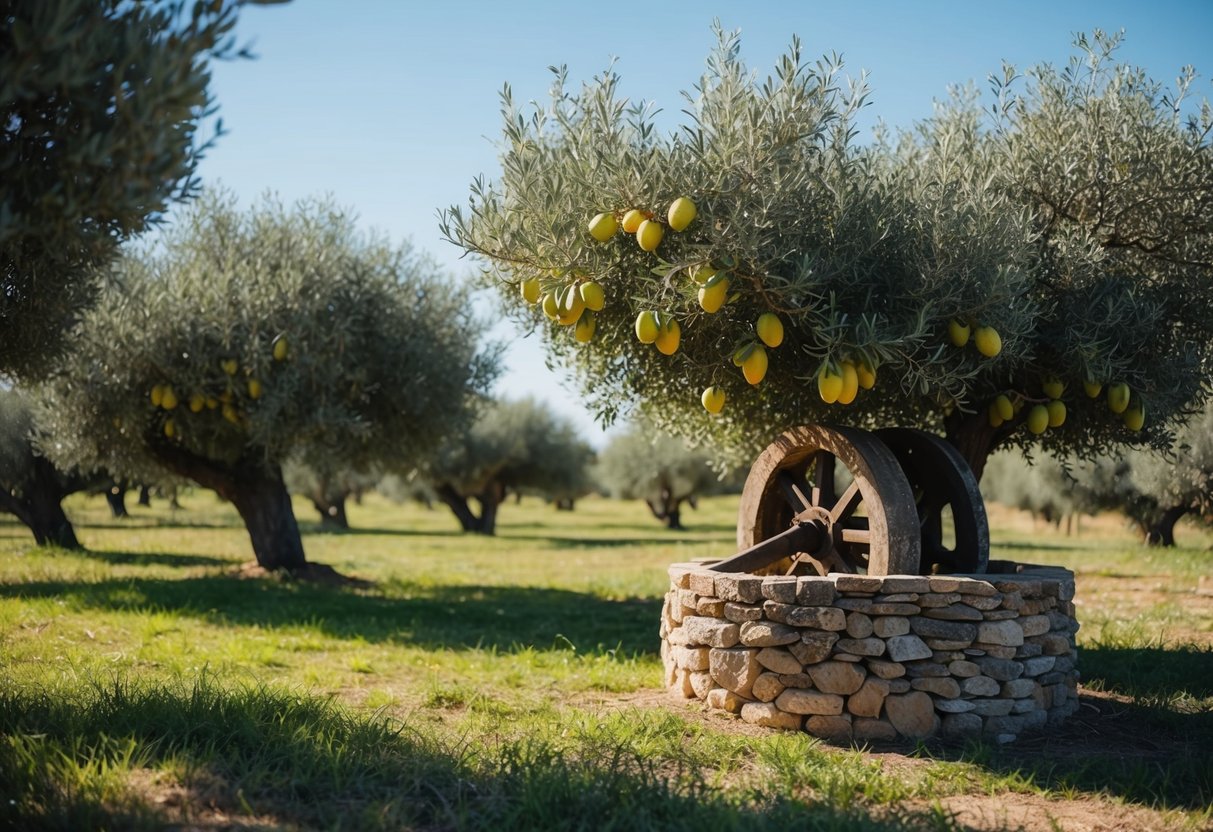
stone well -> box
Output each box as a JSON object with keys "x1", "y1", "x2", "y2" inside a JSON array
[{"x1": 659, "y1": 563, "x2": 1079, "y2": 743}]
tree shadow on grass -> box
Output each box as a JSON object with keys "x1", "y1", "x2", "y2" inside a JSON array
[
  {"x1": 0, "y1": 572, "x2": 665, "y2": 656},
  {"x1": 84, "y1": 550, "x2": 234, "y2": 568},
  {"x1": 917, "y1": 643, "x2": 1213, "y2": 814},
  {"x1": 0, "y1": 679, "x2": 954, "y2": 832}
]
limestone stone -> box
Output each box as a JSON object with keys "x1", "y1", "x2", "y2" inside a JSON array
[
  {"x1": 916, "y1": 592, "x2": 961, "y2": 608},
  {"x1": 885, "y1": 692, "x2": 939, "y2": 738},
  {"x1": 887, "y1": 678, "x2": 912, "y2": 693},
  {"x1": 998, "y1": 591, "x2": 1024, "y2": 611},
  {"x1": 778, "y1": 672, "x2": 813, "y2": 688},
  {"x1": 975, "y1": 657, "x2": 1024, "y2": 682},
  {"x1": 709, "y1": 647, "x2": 761, "y2": 697},
  {"x1": 756, "y1": 647, "x2": 802, "y2": 675},
  {"x1": 905, "y1": 661, "x2": 949, "y2": 678},
  {"x1": 752, "y1": 672, "x2": 785, "y2": 703},
  {"x1": 776, "y1": 688, "x2": 844, "y2": 715},
  {"x1": 911, "y1": 677, "x2": 961, "y2": 698},
  {"x1": 695, "y1": 597, "x2": 725, "y2": 617},
  {"x1": 868, "y1": 659, "x2": 907, "y2": 679},
  {"x1": 670, "y1": 668, "x2": 696, "y2": 699},
  {"x1": 1023, "y1": 613, "x2": 1052, "y2": 640},
  {"x1": 1011, "y1": 697, "x2": 1039, "y2": 714},
  {"x1": 977, "y1": 620, "x2": 1025, "y2": 647},
  {"x1": 666, "y1": 627, "x2": 690, "y2": 646},
  {"x1": 673, "y1": 646, "x2": 711, "y2": 671},
  {"x1": 713, "y1": 574, "x2": 764, "y2": 603},
  {"x1": 981, "y1": 610, "x2": 1020, "y2": 621},
  {"x1": 873, "y1": 592, "x2": 919, "y2": 603},
  {"x1": 689, "y1": 671, "x2": 714, "y2": 699},
  {"x1": 1019, "y1": 599, "x2": 1046, "y2": 615},
  {"x1": 706, "y1": 687, "x2": 748, "y2": 713},
  {"x1": 805, "y1": 714, "x2": 853, "y2": 740},
  {"x1": 761, "y1": 576, "x2": 799, "y2": 604},
  {"x1": 682, "y1": 617, "x2": 741, "y2": 648},
  {"x1": 932, "y1": 650, "x2": 966, "y2": 663},
  {"x1": 832, "y1": 653, "x2": 863, "y2": 663},
  {"x1": 934, "y1": 698, "x2": 977, "y2": 714},
  {"x1": 789, "y1": 632, "x2": 839, "y2": 665},
  {"x1": 1039, "y1": 634, "x2": 1072, "y2": 655},
  {"x1": 739, "y1": 620, "x2": 800, "y2": 647},
  {"x1": 872, "y1": 616, "x2": 910, "y2": 638},
  {"x1": 868, "y1": 603, "x2": 922, "y2": 616},
  {"x1": 940, "y1": 712, "x2": 983, "y2": 738},
  {"x1": 1014, "y1": 642, "x2": 1044, "y2": 659},
  {"x1": 924, "y1": 638, "x2": 974, "y2": 651},
  {"x1": 668, "y1": 565, "x2": 695, "y2": 589},
  {"x1": 834, "y1": 575, "x2": 884, "y2": 593},
  {"x1": 762, "y1": 601, "x2": 796, "y2": 624},
  {"x1": 1047, "y1": 611, "x2": 1075, "y2": 632},
  {"x1": 1052, "y1": 656, "x2": 1075, "y2": 674},
  {"x1": 927, "y1": 577, "x2": 962, "y2": 593},
  {"x1": 1002, "y1": 678, "x2": 1039, "y2": 698},
  {"x1": 846, "y1": 612, "x2": 875, "y2": 639},
  {"x1": 677, "y1": 589, "x2": 698, "y2": 612},
  {"x1": 847, "y1": 677, "x2": 891, "y2": 718},
  {"x1": 964, "y1": 594, "x2": 1004, "y2": 611},
  {"x1": 879, "y1": 576, "x2": 931, "y2": 593},
  {"x1": 910, "y1": 617, "x2": 978, "y2": 642},
  {"x1": 948, "y1": 660, "x2": 981, "y2": 678},
  {"x1": 852, "y1": 717, "x2": 898, "y2": 742},
  {"x1": 809, "y1": 660, "x2": 868, "y2": 694},
  {"x1": 977, "y1": 644, "x2": 1019, "y2": 659},
  {"x1": 796, "y1": 577, "x2": 836, "y2": 606},
  {"x1": 885, "y1": 634, "x2": 933, "y2": 662},
  {"x1": 785, "y1": 606, "x2": 847, "y2": 631},
  {"x1": 724, "y1": 602, "x2": 762, "y2": 623},
  {"x1": 924, "y1": 603, "x2": 983, "y2": 622},
  {"x1": 741, "y1": 701, "x2": 803, "y2": 730},
  {"x1": 688, "y1": 572, "x2": 716, "y2": 596},
  {"x1": 659, "y1": 619, "x2": 669, "y2": 640},
  {"x1": 834, "y1": 598, "x2": 874, "y2": 612},
  {"x1": 949, "y1": 577, "x2": 998, "y2": 596},
  {"x1": 960, "y1": 675, "x2": 1000, "y2": 697},
  {"x1": 835, "y1": 637, "x2": 885, "y2": 657},
  {"x1": 973, "y1": 699, "x2": 1016, "y2": 718}
]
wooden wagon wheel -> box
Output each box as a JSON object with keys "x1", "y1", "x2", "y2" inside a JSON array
[
  {"x1": 711, "y1": 424, "x2": 921, "y2": 576},
  {"x1": 873, "y1": 427, "x2": 989, "y2": 575}
]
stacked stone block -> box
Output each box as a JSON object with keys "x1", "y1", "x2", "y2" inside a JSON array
[{"x1": 660, "y1": 565, "x2": 1079, "y2": 743}]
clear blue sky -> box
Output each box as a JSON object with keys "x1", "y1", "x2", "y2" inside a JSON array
[{"x1": 192, "y1": 0, "x2": 1213, "y2": 447}]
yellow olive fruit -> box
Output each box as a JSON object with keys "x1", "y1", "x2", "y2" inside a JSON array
[
  {"x1": 948, "y1": 319, "x2": 971, "y2": 348},
  {"x1": 541, "y1": 292, "x2": 559, "y2": 320},
  {"x1": 579, "y1": 280, "x2": 605, "y2": 311},
  {"x1": 556, "y1": 285, "x2": 586, "y2": 326},
  {"x1": 520, "y1": 277, "x2": 542, "y2": 304},
  {"x1": 150, "y1": 385, "x2": 164, "y2": 407},
  {"x1": 988, "y1": 402, "x2": 1005, "y2": 428},
  {"x1": 698, "y1": 274, "x2": 729, "y2": 314},
  {"x1": 574, "y1": 312, "x2": 596, "y2": 343},
  {"x1": 1026, "y1": 404, "x2": 1049, "y2": 435},
  {"x1": 742, "y1": 345, "x2": 768, "y2": 385},
  {"x1": 666, "y1": 196, "x2": 697, "y2": 232},
  {"x1": 636, "y1": 219, "x2": 664, "y2": 252},
  {"x1": 994, "y1": 394, "x2": 1014, "y2": 422},
  {"x1": 1107, "y1": 382, "x2": 1131, "y2": 414},
  {"x1": 635, "y1": 311, "x2": 659, "y2": 344},
  {"x1": 1042, "y1": 376, "x2": 1065, "y2": 399},
  {"x1": 974, "y1": 326, "x2": 1002, "y2": 358},
  {"x1": 1046, "y1": 399, "x2": 1066, "y2": 427},
  {"x1": 205, "y1": 397, "x2": 219, "y2": 410},
  {"x1": 1083, "y1": 379, "x2": 1102, "y2": 398},
  {"x1": 1123, "y1": 403, "x2": 1145, "y2": 431},
  {"x1": 160, "y1": 387, "x2": 178, "y2": 411},
  {"x1": 701, "y1": 385, "x2": 726, "y2": 414},
  {"x1": 163, "y1": 418, "x2": 176, "y2": 439},
  {"x1": 188, "y1": 393, "x2": 206, "y2": 413},
  {"x1": 690, "y1": 264, "x2": 716, "y2": 285},
  {"x1": 756, "y1": 313, "x2": 784, "y2": 348},
  {"x1": 222, "y1": 403, "x2": 240, "y2": 425},
  {"x1": 856, "y1": 360, "x2": 877, "y2": 390},
  {"x1": 818, "y1": 366, "x2": 843, "y2": 404},
  {"x1": 247, "y1": 379, "x2": 263, "y2": 400},
  {"x1": 221, "y1": 358, "x2": 238, "y2": 376},
  {"x1": 837, "y1": 361, "x2": 860, "y2": 405},
  {"x1": 588, "y1": 212, "x2": 618, "y2": 242},
  {"x1": 621, "y1": 209, "x2": 647, "y2": 234},
  {"x1": 654, "y1": 318, "x2": 681, "y2": 355},
  {"x1": 272, "y1": 335, "x2": 289, "y2": 361}
]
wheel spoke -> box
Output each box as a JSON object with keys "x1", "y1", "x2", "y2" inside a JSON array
[
  {"x1": 776, "y1": 469, "x2": 812, "y2": 512},
  {"x1": 830, "y1": 480, "x2": 863, "y2": 524},
  {"x1": 811, "y1": 451, "x2": 835, "y2": 507},
  {"x1": 840, "y1": 528, "x2": 871, "y2": 545}
]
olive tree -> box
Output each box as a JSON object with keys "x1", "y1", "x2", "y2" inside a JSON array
[
  {"x1": 1130, "y1": 402, "x2": 1213, "y2": 545},
  {"x1": 0, "y1": 0, "x2": 262, "y2": 379},
  {"x1": 595, "y1": 423, "x2": 723, "y2": 530},
  {"x1": 427, "y1": 397, "x2": 595, "y2": 535},
  {"x1": 0, "y1": 389, "x2": 85, "y2": 548},
  {"x1": 37, "y1": 193, "x2": 498, "y2": 574},
  {"x1": 443, "y1": 28, "x2": 1212, "y2": 482}
]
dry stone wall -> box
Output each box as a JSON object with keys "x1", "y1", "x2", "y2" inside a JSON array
[{"x1": 660, "y1": 564, "x2": 1079, "y2": 743}]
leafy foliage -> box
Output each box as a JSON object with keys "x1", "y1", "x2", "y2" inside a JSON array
[
  {"x1": 0, "y1": 0, "x2": 250, "y2": 378},
  {"x1": 444, "y1": 26, "x2": 1213, "y2": 471}
]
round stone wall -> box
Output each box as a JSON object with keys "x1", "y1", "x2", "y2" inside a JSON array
[{"x1": 659, "y1": 564, "x2": 1079, "y2": 743}]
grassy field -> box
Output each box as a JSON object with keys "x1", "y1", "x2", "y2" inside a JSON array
[{"x1": 1, "y1": 491, "x2": 1210, "y2": 831}]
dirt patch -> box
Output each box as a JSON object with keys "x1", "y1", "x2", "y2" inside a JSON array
[{"x1": 922, "y1": 792, "x2": 1178, "y2": 832}]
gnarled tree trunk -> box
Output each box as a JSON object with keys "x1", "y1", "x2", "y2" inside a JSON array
[
  {"x1": 1145, "y1": 504, "x2": 1188, "y2": 547},
  {"x1": 434, "y1": 480, "x2": 504, "y2": 535},
  {"x1": 311, "y1": 493, "x2": 350, "y2": 530},
  {"x1": 105, "y1": 485, "x2": 128, "y2": 518},
  {"x1": 0, "y1": 456, "x2": 82, "y2": 549},
  {"x1": 644, "y1": 488, "x2": 685, "y2": 530},
  {"x1": 944, "y1": 410, "x2": 1006, "y2": 484}
]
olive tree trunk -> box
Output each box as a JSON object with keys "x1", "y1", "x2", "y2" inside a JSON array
[
  {"x1": 944, "y1": 411, "x2": 1005, "y2": 484},
  {"x1": 1145, "y1": 504, "x2": 1188, "y2": 547},
  {"x1": 644, "y1": 488, "x2": 685, "y2": 530},
  {"x1": 434, "y1": 480, "x2": 504, "y2": 535},
  {"x1": 311, "y1": 493, "x2": 350, "y2": 530},
  {"x1": 0, "y1": 457, "x2": 81, "y2": 549}
]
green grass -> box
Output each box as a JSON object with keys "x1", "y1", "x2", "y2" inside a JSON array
[{"x1": 1, "y1": 492, "x2": 1210, "y2": 830}]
